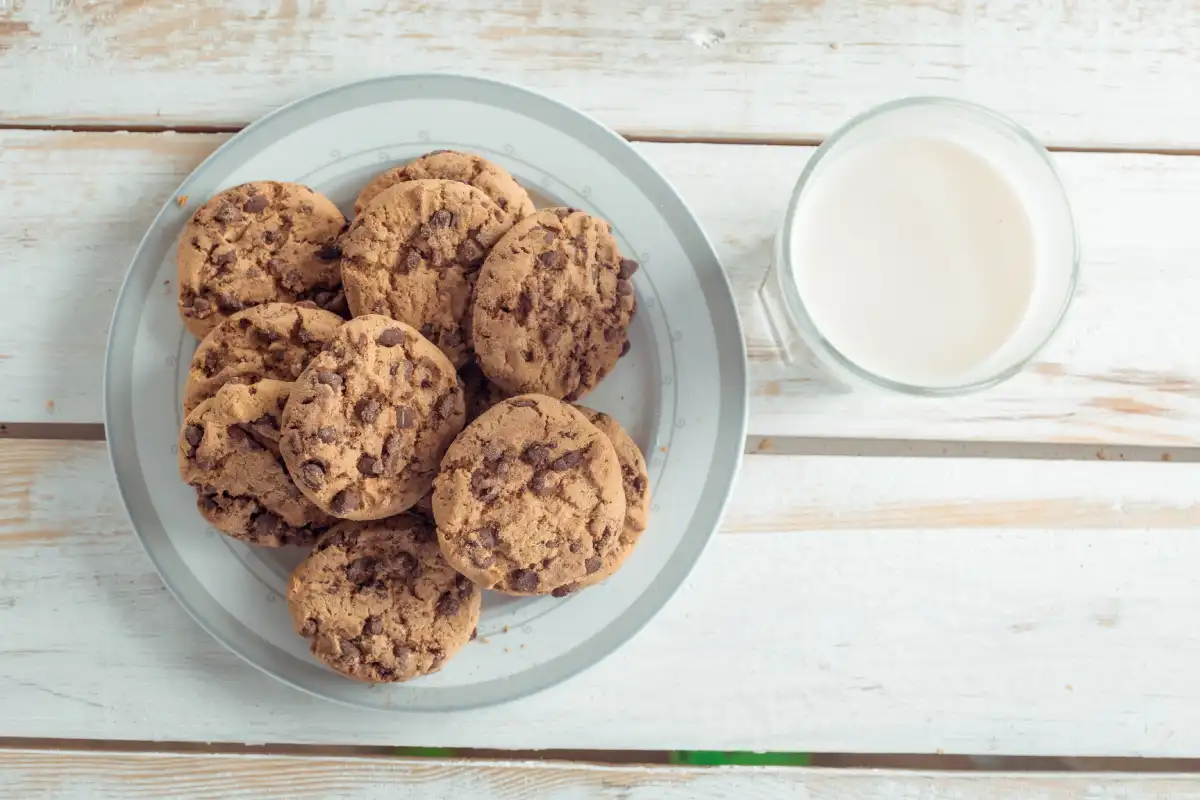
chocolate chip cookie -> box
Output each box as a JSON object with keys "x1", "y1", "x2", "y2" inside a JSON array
[
  {"x1": 182, "y1": 302, "x2": 345, "y2": 414},
  {"x1": 567, "y1": 407, "x2": 650, "y2": 591},
  {"x1": 472, "y1": 208, "x2": 637, "y2": 400},
  {"x1": 178, "y1": 379, "x2": 334, "y2": 547},
  {"x1": 432, "y1": 394, "x2": 626, "y2": 595},
  {"x1": 177, "y1": 181, "x2": 347, "y2": 339},
  {"x1": 354, "y1": 150, "x2": 536, "y2": 225},
  {"x1": 280, "y1": 315, "x2": 466, "y2": 521},
  {"x1": 340, "y1": 179, "x2": 512, "y2": 367},
  {"x1": 288, "y1": 516, "x2": 481, "y2": 682}
]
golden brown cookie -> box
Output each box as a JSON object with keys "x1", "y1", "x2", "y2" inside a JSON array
[
  {"x1": 568, "y1": 407, "x2": 650, "y2": 591},
  {"x1": 288, "y1": 516, "x2": 481, "y2": 683},
  {"x1": 354, "y1": 149, "x2": 536, "y2": 225},
  {"x1": 472, "y1": 208, "x2": 637, "y2": 400},
  {"x1": 340, "y1": 179, "x2": 511, "y2": 367},
  {"x1": 182, "y1": 302, "x2": 345, "y2": 414},
  {"x1": 432, "y1": 394, "x2": 626, "y2": 596},
  {"x1": 177, "y1": 181, "x2": 347, "y2": 339},
  {"x1": 280, "y1": 315, "x2": 466, "y2": 521},
  {"x1": 178, "y1": 380, "x2": 334, "y2": 547}
]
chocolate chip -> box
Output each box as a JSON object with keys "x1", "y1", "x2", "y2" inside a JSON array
[
  {"x1": 554, "y1": 208, "x2": 572, "y2": 220},
  {"x1": 521, "y1": 444, "x2": 551, "y2": 467},
  {"x1": 550, "y1": 449, "x2": 583, "y2": 471},
  {"x1": 213, "y1": 249, "x2": 237, "y2": 267},
  {"x1": 395, "y1": 406, "x2": 415, "y2": 428},
  {"x1": 469, "y1": 547, "x2": 495, "y2": 568},
  {"x1": 442, "y1": 328, "x2": 463, "y2": 348},
  {"x1": 471, "y1": 470, "x2": 501, "y2": 502},
  {"x1": 300, "y1": 618, "x2": 317, "y2": 637},
  {"x1": 254, "y1": 512, "x2": 281, "y2": 539},
  {"x1": 261, "y1": 230, "x2": 278, "y2": 245},
  {"x1": 436, "y1": 592, "x2": 460, "y2": 617},
  {"x1": 198, "y1": 492, "x2": 219, "y2": 512},
  {"x1": 496, "y1": 196, "x2": 508, "y2": 210},
  {"x1": 618, "y1": 279, "x2": 634, "y2": 297},
  {"x1": 381, "y1": 433, "x2": 404, "y2": 474},
  {"x1": 436, "y1": 393, "x2": 457, "y2": 420},
  {"x1": 299, "y1": 460, "x2": 325, "y2": 488},
  {"x1": 346, "y1": 556, "x2": 378, "y2": 584},
  {"x1": 316, "y1": 243, "x2": 342, "y2": 260},
  {"x1": 243, "y1": 194, "x2": 269, "y2": 213},
  {"x1": 470, "y1": 627, "x2": 478, "y2": 640},
  {"x1": 529, "y1": 471, "x2": 553, "y2": 496},
  {"x1": 552, "y1": 584, "x2": 576, "y2": 598},
  {"x1": 393, "y1": 644, "x2": 412, "y2": 664},
  {"x1": 357, "y1": 454, "x2": 381, "y2": 476},
  {"x1": 376, "y1": 328, "x2": 405, "y2": 347},
  {"x1": 543, "y1": 327, "x2": 564, "y2": 348},
  {"x1": 316, "y1": 529, "x2": 353, "y2": 551},
  {"x1": 183, "y1": 424, "x2": 203, "y2": 451},
  {"x1": 395, "y1": 551, "x2": 418, "y2": 577},
  {"x1": 339, "y1": 640, "x2": 361, "y2": 662},
  {"x1": 397, "y1": 248, "x2": 421, "y2": 273},
  {"x1": 510, "y1": 569, "x2": 539, "y2": 593},
  {"x1": 331, "y1": 490, "x2": 360, "y2": 515},
  {"x1": 516, "y1": 290, "x2": 533, "y2": 323},
  {"x1": 363, "y1": 615, "x2": 384, "y2": 636},
  {"x1": 316, "y1": 289, "x2": 349, "y2": 317},
  {"x1": 317, "y1": 426, "x2": 338, "y2": 442},
  {"x1": 509, "y1": 398, "x2": 536, "y2": 408},
  {"x1": 569, "y1": 539, "x2": 582, "y2": 554},
  {"x1": 538, "y1": 250, "x2": 566, "y2": 269},
  {"x1": 429, "y1": 209, "x2": 452, "y2": 228},
  {"x1": 620, "y1": 340, "x2": 631, "y2": 357},
  {"x1": 355, "y1": 398, "x2": 381, "y2": 423},
  {"x1": 316, "y1": 371, "x2": 342, "y2": 390},
  {"x1": 475, "y1": 523, "x2": 499, "y2": 549},
  {"x1": 632, "y1": 474, "x2": 647, "y2": 494},
  {"x1": 619, "y1": 258, "x2": 639, "y2": 278},
  {"x1": 216, "y1": 292, "x2": 243, "y2": 313},
  {"x1": 189, "y1": 295, "x2": 213, "y2": 316},
  {"x1": 585, "y1": 556, "x2": 603, "y2": 574},
  {"x1": 457, "y1": 239, "x2": 484, "y2": 264},
  {"x1": 213, "y1": 204, "x2": 242, "y2": 225},
  {"x1": 456, "y1": 574, "x2": 473, "y2": 597}
]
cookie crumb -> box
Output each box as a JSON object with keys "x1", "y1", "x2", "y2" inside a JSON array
[
  {"x1": 504, "y1": 647, "x2": 511, "y2": 653},
  {"x1": 480, "y1": 636, "x2": 490, "y2": 644},
  {"x1": 659, "y1": 445, "x2": 669, "y2": 454},
  {"x1": 177, "y1": 195, "x2": 189, "y2": 207},
  {"x1": 45, "y1": 399, "x2": 55, "y2": 413},
  {"x1": 503, "y1": 624, "x2": 510, "y2": 633}
]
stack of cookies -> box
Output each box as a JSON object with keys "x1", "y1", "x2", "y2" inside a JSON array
[{"x1": 174, "y1": 151, "x2": 650, "y2": 684}]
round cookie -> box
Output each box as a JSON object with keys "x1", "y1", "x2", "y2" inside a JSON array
[
  {"x1": 472, "y1": 208, "x2": 637, "y2": 400},
  {"x1": 354, "y1": 149, "x2": 536, "y2": 225},
  {"x1": 182, "y1": 302, "x2": 345, "y2": 414},
  {"x1": 177, "y1": 181, "x2": 347, "y2": 339},
  {"x1": 567, "y1": 407, "x2": 650, "y2": 591},
  {"x1": 280, "y1": 315, "x2": 466, "y2": 521},
  {"x1": 340, "y1": 179, "x2": 511, "y2": 367},
  {"x1": 432, "y1": 394, "x2": 626, "y2": 596},
  {"x1": 288, "y1": 516, "x2": 481, "y2": 683},
  {"x1": 178, "y1": 379, "x2": 334, "y2": 547}
]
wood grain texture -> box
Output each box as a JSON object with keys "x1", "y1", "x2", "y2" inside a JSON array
[
  {"x1": 6, "y1": 438, "x2": 1200, "y2": 756},
  {"x1": 2, "y1": 0, "x2": 1199, "y2": 149},
  {"x1": 6, "y1": 750, "x2": 1200, "y2": 800},
  {"x1": 4, "y1": 129, "x2": 1200, "y2": 446}
]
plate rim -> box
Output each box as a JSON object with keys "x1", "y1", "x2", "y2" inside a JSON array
[{"x1": 104, "y1": 73, "x2": 749, "y2": 711}]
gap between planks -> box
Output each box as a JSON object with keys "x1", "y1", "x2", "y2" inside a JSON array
[
  {"x1": 6, "y1": 738, "x2": 1200, "y2": 774},
  {"x1": 3, "y1": 421, "x2": 1198, "y2": 464},
  {"x1": 3, "y1": 121, "x2": 1200, "y2": 157}
]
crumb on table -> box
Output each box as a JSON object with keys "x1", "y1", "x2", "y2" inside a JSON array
[{"x1": 177, "y1": 195, "x2": 189, "y2": 207}]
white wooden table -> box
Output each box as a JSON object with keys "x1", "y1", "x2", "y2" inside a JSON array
[{"x1": 5, "y1": 1, "x2": 1200, "y2": 796}]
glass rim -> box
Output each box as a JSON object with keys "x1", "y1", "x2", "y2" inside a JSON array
[{"x1": 776, "y1": 96, "x2": 1080, "y2": 396}]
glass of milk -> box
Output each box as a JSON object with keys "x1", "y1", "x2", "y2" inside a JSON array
[{"x1": 760, "y1": 97, "x2": 1078, "y2": 394}]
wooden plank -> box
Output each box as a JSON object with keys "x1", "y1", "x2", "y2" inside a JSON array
[
  {"x1": 3, "y1": 129, "x2": 1200, "y2": 447},
  {"x1": 5, "y1": 438, "x2": 1200, "y2": 755},
  {"x1": 2, "y1": 0, "x2": 1199, "y2": 149},
  {"x1": 5, "y1": 750, "x2": 1200, "y2": 800}
]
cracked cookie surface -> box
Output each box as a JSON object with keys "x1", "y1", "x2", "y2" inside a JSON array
[
  {"x1": 341, "y1": 179, "x2": 512, "y2": 367},
  {"x1": 182, "y1": 302, "x2": 344, "y2": 414},
  {"x1": 177, "y1": 181, "x2": 348, "y2": 338},
  {"x1": 569, "y1": 407, "x2": 651, "y2": 590},
  {"x1": 280, "y1": 315, "x2": 465, "y2": 521},
  {"x1": 354, "y1": 149, "x2": 535, "y2": 225},
  {"x1": 472, "y1": 208, "x2": 637, "y2": 400},
  {"x1": 432, "y1": 394, "x2": 625, "y2": 595},
  {"x1": 178, "y1": 379, "x2": 334, "y2": 547},
  {"x1": 288, "y1": 516, "x2": 480, "y2": 683}
]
